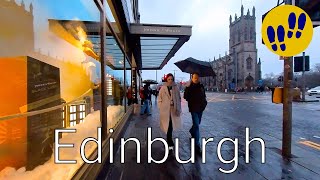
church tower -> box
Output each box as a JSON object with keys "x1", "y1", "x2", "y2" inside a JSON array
[{"x1": 229, "y1": 6, "x2": 259, "y2": 88}]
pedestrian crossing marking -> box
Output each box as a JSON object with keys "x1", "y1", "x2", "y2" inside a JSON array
[
  {"x1": 206, "y1": 94, "x2": 270, "y2": 103},
  {"x1": 252, "y1": 96, "x2": 269, "y2": 100},
  {"x1": 299, "y1": 141, "x2": 320, "y2": 150}
]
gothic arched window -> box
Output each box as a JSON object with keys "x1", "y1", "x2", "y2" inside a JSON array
[
  {"x1": 245, "y1": 27, "x2": 248, "y2": 40},
  {"x1": 250, "y1": 27, "x2": 254, "y2": 40},
  {"x1": 246, "y1": 57, "x2": 253, "y2": 70}
]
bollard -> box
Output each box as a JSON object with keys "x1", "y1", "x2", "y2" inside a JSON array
[
  {"x1": 292, "y1": 88, "x2": 301, "y2": 102},
  {"x1": 272, "y1": 87, "x2": 283, "y2": 104}
]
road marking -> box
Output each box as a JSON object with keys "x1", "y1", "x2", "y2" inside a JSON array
[
  {"x1": 232, "y1": 95, "x2": 235, "y2": 100},
  {"x1": 299, "y1": 141, "x2": 320, "y2": 150},
  {"x1": 313, "y1": 136, "x2": 320, "y2": 139},
  {"x1": 300, "y1": 137, "x2": 306, "y2": 140},
  {"x1": 208, "y1": 97, "x2": 217, "y2": 102},
  {"x1": 252, "y1": 96, "x2": 257, "y2": 100},
  {"x1": 208, "y1": 98, "x2": 227, "y2": 102},
  {"x1": 207, "y1": 94, "x2": 225, "y2": 102}
]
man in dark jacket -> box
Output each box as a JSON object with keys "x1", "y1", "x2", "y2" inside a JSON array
[
  {"x1": 184, "y1": 73, "x2": 207, "y2": 154},
  {"x1": 140, "y1": 84, "x2": 152, "y2": 115}
]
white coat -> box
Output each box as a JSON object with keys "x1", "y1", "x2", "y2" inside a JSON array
[{"x1": 158, "y1": 82, "x2": 182, "y2": 134}]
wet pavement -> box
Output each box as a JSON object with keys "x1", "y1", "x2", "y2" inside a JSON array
[{"x1": 104, "y1": 92, "x2": 320, "y2": 180}]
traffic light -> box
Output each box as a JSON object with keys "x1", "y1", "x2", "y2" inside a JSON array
[{"x1": 294, "y1": 56, "x2": 310, "y2": 72}]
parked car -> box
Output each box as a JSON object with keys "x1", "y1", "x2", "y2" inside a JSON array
[{"x1": 307, "y1": 86, "x2": 320, "y2": 96}]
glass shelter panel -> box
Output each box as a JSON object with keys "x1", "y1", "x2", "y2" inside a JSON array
[{"x1": 0, "y1": 0, "x2": 101, "y2": 178}]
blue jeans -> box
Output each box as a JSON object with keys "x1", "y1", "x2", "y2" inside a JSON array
[
  {"x1": 140, "y1": 99, "x2": 150, "y2": 114},
  {"x1": 190, "y1": 112, "x2": 203, "y2": 147}
]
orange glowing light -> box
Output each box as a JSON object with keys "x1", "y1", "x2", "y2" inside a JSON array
[
  {"x1": 76, "y1": 26, "x2": 87, "y2": 45},
  {"x1": 75, "y1": 27, "x2": 99, "y2": 60}
]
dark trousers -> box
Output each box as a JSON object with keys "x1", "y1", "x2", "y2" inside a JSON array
[
  {"x1": 167, "y1": 115, "x2": 174, "y2": 146},
  {"x1": 128, "y1": 99, "x2": 133, "y2": 106}
]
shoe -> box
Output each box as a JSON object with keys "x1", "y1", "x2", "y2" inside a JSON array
[
  {"x1": 189, "y1": 128, "x2": 194, "y2": 138},
  {"x1": 167, "y1": 138, "x2": 174, "y2": 147},
  {"x1": 147, "y1": 113, "x2": 152, "y2": 116},
  {"x1": 195, "y1": 145, "x2": 202, "y2": 155},
  {"x1": 140, "y1": 113, "x2": 144, "y2": 115}
]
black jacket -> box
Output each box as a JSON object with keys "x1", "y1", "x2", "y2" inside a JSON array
[
  {"x1": 184, "y1": 82, "x2": 207, "y2": 112},
  {"x1": 143, "y1": 86, "x2": 152, "y2": 100}
]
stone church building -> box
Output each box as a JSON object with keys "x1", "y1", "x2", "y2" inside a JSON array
[{"x1": 200, "y1": 6, "x2": 262, "y2": 91}]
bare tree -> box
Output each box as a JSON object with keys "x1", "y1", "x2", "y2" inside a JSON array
[{"x1": 314, "y1": 63, "x2": 320, "y2": 73}]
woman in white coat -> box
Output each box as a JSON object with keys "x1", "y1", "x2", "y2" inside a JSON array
[{"x1": 158, "y1": 73, "x2": 182, "y2": 150}]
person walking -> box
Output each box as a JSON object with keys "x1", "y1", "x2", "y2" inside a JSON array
[
  {"x1": 184, "y1": 73, "x2": 207, "y2": 154},
  {"x1": 139, "y1": 86, "x2": 145, "y2": 105},
  {"x1": 158, "y1": 73, "x2": 182, "y2": 150},
  {"x1": 148, "y1": 86, "x2": 153, "y2": 106},
  {"x1": 140, "y1": 84, "x2": 152, "y2": 115},
  {"x1": 127, "y1": 86, "x2": 133, "y2": 106}
]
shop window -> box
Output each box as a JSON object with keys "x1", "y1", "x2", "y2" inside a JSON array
[
  {"x1": 104, "y1": 35, "x2": 127, "y2": 132},
  {"x1": 0, "y1": 0, "x2": 102, "y2": 178},
  {"x1": 125, "y1": 57, "x2": 132, "y2": 107}
]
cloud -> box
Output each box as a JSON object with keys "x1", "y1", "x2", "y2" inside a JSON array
[
  {"x1": 178, "y1": 0, "x2": 234, "y2": 34},
  {"x1": 194, "y1": 7, "x2": 230, "y2": 34},
  {"x1": 140, "y1": 0, "x2": 320, "y2": 80}
]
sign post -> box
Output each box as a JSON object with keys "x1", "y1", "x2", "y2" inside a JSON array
[
  {"x1": 282, "y1": 56, "x2": 293, "y2": 157},
  {"x1": 262, "y1": 0, "x2": 314, "y2": 158}
]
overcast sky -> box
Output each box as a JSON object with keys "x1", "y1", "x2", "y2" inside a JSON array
[{"x1": 139, "y1": 0, "x2": 320, "y2": 82}]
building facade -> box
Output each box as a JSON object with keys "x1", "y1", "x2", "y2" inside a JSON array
[{"x1": 201, "y1": 6, "x2": 262, "y2": 91}]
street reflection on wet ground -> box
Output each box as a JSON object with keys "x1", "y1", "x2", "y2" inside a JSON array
[{"x1": 104, "y1": 93, "x2": 320, "y2": 180}]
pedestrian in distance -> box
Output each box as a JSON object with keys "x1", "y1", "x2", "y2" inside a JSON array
[
  {"x1": 139, "y1": 86, "x2": 145, "y2": 105},
  {"x1": 140, "y1": 84, "x2": 152, "y2": 115},
  {"x1": 184, "y1": 72, "x2": 207, "y2": 154},
  {"x1": 148, "y1": 86, "x2": 153, "y2": 106},
  {"x1": 126, "y1": 86, "x2": 133, "y2": 106},
  {"x1": 158, "y1": 73, "x2": 182, "y2": 150}
]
